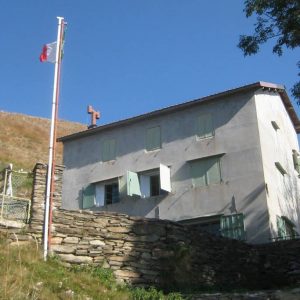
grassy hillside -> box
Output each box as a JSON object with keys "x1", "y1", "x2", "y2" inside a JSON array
[
  {"x1": 0, "y1": 111, "x2": 86, "y2": 171},
  {"x1": 0, "y1": 234, "x2": 182, "y2": 300}
]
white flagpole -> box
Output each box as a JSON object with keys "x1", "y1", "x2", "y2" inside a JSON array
[{"x1": 43, "y1": 16, "x2": 65, "y2": 261}]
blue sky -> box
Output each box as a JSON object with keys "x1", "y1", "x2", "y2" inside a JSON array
[{"x1": 1, "y1": 1, "x2": 299, "y2": 126}]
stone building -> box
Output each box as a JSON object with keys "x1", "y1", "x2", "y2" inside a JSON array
[{"x1": 58, "y1": 82, "x2": 300, "y2": 244}]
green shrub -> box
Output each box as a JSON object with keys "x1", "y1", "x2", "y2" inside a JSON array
[{"x1": 131, "y1": 286, "x2": 183, "y2": 300}]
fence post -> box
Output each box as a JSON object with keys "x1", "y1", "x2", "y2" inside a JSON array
[{"x1": 1, "y1": 168, "x2": 8, "y2": 220}]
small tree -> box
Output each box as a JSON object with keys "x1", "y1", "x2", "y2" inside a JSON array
[{"x1": 238, "y1": 0, "x2": 300, "y2": 101}]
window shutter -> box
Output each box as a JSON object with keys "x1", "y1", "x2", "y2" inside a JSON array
[
  {"x1": 82, "y1": 184, "x2": 95, "y2": 209},
  {"x1": 190, "y1": 156, "x2": 221, "y2": 187},
  {"x1": 207, "y1": 158, "x2": 221, "y2": 184},
  {"x1": 198, "y1": 114, "x2": 213, "y2": 139},
  {"x1": 220, "y1": 214, "x2": 246, "y2": 240},
  {"x1": 292, "y1": 151, "x2": 300, "y2": 174},
  {"x1": 102, "y1": 139, "x2": 116, "y2": 161},
  {"x1": 146, "y1": 126, "x2": 161, "y2": 151},
  {"x1": 277, "y1": 216, "x2": 287, "y2": 240},
  {"x1": 127, "y1": 171, "x2": 141, "y2": 196},
  {"x1": 191, "y1": 160, "x2": 207, "y2": 187},
  {"x1": 160, "y1": 164, "x2": 171, "y2": 192},
  {"x1": 118, "y1": 175, "x2": 127, "y2": 198}
]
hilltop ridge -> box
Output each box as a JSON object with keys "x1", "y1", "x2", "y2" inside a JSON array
[{"x1": 0, "y1": 111, "x2": 86, "y2": 171}]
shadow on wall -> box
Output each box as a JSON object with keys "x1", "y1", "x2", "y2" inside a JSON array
[
  {"x1": 279, "y1": 167, "x2": 300, "y2": 234},
  {"x1": 63, "y1": 91, "x2": 255, "y2": 170},
  {"x1": 77, "y1": 188, "x2": 167, "y2": 218},
  {"x1": 125, "y1": 217, "x2": 272, "y2": 291},
  {"x1": 239, "y1": 183, "x2": 270, "y2": 242}
]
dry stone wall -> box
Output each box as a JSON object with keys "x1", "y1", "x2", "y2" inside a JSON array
[
  {"x1": 51, "y1": 209, "x2": 263, "y2": 288},
  {"x1": 1, "y1": 163, "x2": 300, "y2": 291}
]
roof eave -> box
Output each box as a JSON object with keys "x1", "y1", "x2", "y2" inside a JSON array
[{"x1": 58, "y1": 81, "x2": 300, "y2": 142}]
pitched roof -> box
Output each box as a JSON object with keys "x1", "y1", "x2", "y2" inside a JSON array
[{"x1": 58, "y1": 81, "x2": 300, "y2": 142}]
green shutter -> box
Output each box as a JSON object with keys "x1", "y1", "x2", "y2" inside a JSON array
[
  {"x1": 277, "y1": 216, "x2": 287, "y2": 240},
  {"x1": 198, "y1": 114, "x2": 213, "y2": 139},
  {"x1": 297, "y1": 157, "x2": 300, "y2": 174},
  {"x1": 146, "y1": 126, "x2": 161, "y2": 151},
  {"x1": 82, "y1": 184, "x2": 95, "y2": 209},
  {"x1": 191, "y1": 160, "x2": 207, "y2": 187},
  {"x1": 207, "y1": 157, "x2": 221, "y2": 184},
  {"x1": 191, "y1": 156, "x2": 221, "y2": 187},
  {"x1": 127, "y1": 171, "x2": 141, "y2": 196},
  {"x1": 293, "y1": 151, "x2": 300, "y2": 174},
  {"x1": 220, "y1": 214, "x2": 246, "y2": 240},
  {"x1": 102, "y1": 139, "x2": 116, "y2": 161}
]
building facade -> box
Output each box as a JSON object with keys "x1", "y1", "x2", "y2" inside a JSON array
[{"x1": 59, "y1": 82, "x2": 300, "y2": 244}]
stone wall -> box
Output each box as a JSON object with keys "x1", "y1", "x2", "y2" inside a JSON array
[
  {"x1": 28, "y1": 163, "x2": 64, "y2": 241},
  {"x1": 1, "y1": 163, "x2": 300, "y2": 291}
]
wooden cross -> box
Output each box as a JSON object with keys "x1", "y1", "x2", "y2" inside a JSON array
[{"x1": 87, "y1": 105, "x2": 100, "y2": 129}]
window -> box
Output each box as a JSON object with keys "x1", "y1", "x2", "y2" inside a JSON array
[
  {"x1": 82, "y1": 179, "x2": 120, "y2": 209},
  {"x1": 292, "y1": 150, "x2": 300, "y2": 174},
  {"x1": 197, "y1": 113, "x2": 214, "y2": 139},
  {"x1": 95, "y1": 180, "x2": 120, "y2": 206},
  {"x1": 275, "y1": 162, "x2": 287, "y2": 175},
  {"x1": 277, "y1": 216, "x2": 298, "y2": 240},
  {"x1": 102, "y1": 138, "x2": 116, "y2": 162},
  {"x1": 179, "y1": 213, "x2": 246, "y2": 241},
  {"x1": 179, "y1": 216, "x2": 222, "y2": 237},
  {"x1": 190, "y1": 156, "x2": 221, "y2": 187},
  {"x1": 150, "y1": 174, "x2": 160, "y2": 196},
  {"x1": 140, "y1": 172, "x2": 161, "y2": 197},
  {"x1": 220, "y1": 213, "x2": 246, "y2": 241},
  {"x1": 146, "y1": 126, "x2": 161, "y2": 151},
  {"x1": 271, "y1": 120, "x2": 280, "y2": 130},
  {"x1": 126, "y1": 164, "x2": 171, "y2": 198},
  {"x1": 104, "y1": 183, "x2": 119, "y2": 205}
]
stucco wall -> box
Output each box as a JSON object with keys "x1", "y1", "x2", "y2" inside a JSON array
[
  {"x1": 254, "y1": 90, "x2": 300, "y2": 239},
  {"x1": 62, "y1": 91, "x2": 269, "y2": 243}
]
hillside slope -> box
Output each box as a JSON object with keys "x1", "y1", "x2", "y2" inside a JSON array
[{"x1": 0, "y1": 111, "x2": 86, "y2": 171}]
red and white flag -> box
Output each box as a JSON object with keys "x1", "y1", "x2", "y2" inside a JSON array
[{"x1": 39, "y1": 42, "x2": 57, "y2": 63}]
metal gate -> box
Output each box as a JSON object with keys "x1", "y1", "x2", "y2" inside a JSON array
[{"x1": 0, "y1": 165, "x2": 32, "y2": 223}]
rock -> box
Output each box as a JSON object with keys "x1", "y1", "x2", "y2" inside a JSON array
[
  {"x1": 58, "y1": 254, "x2": 93, "y2": 264},
  {"x1": 0, "y1": 220, "x2": 26, "y2": 229},
  {"x1": 102, "y1": 259, "x2": 110, "y2": 269},
  {"x1": 89, "y1": 240, "x2": 105, "y2": 246},
  {"x1": 126, "y1": 234, "x2": 160, "y2": 242},
  {"x1": 51, "y1": 244, "x2": 76, "y2": 254},
  {"x1": 63, "y1": 237, "x2": 80, "y2": 244},
  {"x1": 114, "y1": 269, "x2": 141, "y2": 278},
  {"x1": 107, "y1": 226, "x2": 131, "y2": 233},
  {"x1": 75, "y1": 249, "x2": 88, "y2": 255},
  {"x1": 141, "y1": 252, "x2": 152, "y2": 259},
  {"x1": 132, "y1": 224, "x2": 166, "y2": 236},
  {"x1": 51, "y1": 237, "x2": 63, "y2": 244},
  {"x1": 9, "y1": 241, "x2": 31, "y2": 247}
]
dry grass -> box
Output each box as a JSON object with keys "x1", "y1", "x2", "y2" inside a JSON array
[
  {"x1": 0, "y1": 111, "x2": 86, "y2": 171},
  {"x1": 0, "y1": 234, "x2": 130, "y2": 300}
]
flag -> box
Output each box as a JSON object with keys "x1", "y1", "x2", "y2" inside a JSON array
[{"x1": 39, "y1": 42, "x2": 57, "y2": 63}]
